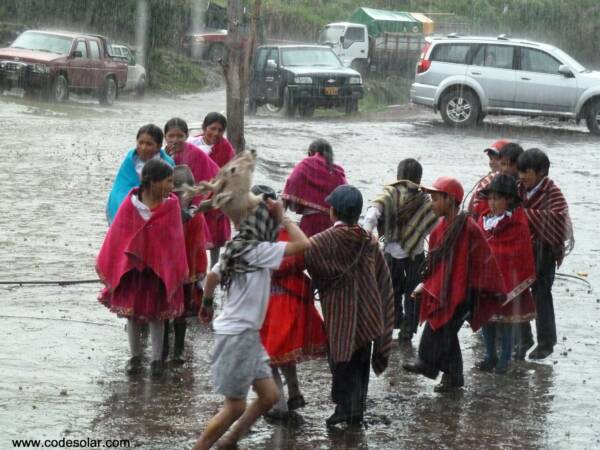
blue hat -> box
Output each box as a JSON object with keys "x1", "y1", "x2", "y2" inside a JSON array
[{"x1": 326, "y1": 185, "x2": 363, "y2": 219}]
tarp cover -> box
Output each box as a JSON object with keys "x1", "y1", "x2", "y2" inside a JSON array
[{"x1": 349, "y1": 7, "x2": 426, "y2": 37}]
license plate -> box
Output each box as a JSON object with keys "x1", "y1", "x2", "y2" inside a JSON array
[{"x1": 324, "y1": 87, "x2": 338, "y2": 96}]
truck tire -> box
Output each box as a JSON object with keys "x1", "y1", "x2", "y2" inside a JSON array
[
  {"x1": 344, "y1": 98, "x2": 358, "y2": 115},
  {"x1": 50, "y1": 74, "x2": 69, "y2": 103},
  {"x1": 99, "y1": 77, "x2": 117, "y2": 105},
  {"x1": 135, "y1": 75, "x2": 146, "y2": 98},
  {"x1": 208, "y1": 43, "x2": 226, "y2": 64},
  {"x1": 299, "y1": 102, "x2": 314, "y2": 118},
  {"x1": 586, "y1": 101, "x2": 600, "y2": 136},
  {"x1": 283, "y1": 86, "x2": 296, "y2": 118},
  {"x1": 439, "y1": 88, "x2": 480, "y2": 128}
]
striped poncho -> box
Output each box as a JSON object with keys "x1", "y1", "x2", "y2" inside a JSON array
[
  {"x1": 372, "y1": 180, "x2": 437, "y2": 260},
  {"x1": 305, "y1": 225, "x2": 394, "y2": 375},
  {"x1": 520, "y1": 177, "x2": 574, "y2": 267}
]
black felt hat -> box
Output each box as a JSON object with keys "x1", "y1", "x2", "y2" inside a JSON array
[
  {"x1": 326, "y1": 184, "x2": 363, "y2": 218},
  {"x1": 481, "y1": 174, "x2": 521, "y2": 200}
]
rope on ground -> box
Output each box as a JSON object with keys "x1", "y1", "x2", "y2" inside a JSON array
[
  {"x1": 555, "y1": 272, "x2": 592, "y2": 290},
  {"x1": 0, "y1": 279, "x2": 101, "y2": 287},
  {"x1": 0, "y1": 314, "x2": 120, "y2": 327}
]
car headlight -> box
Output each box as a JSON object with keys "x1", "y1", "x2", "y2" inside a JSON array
[
  {"x1": 349, "y1": 76, "x2": 362, "y2": 84},
  {"x1": 294, "y1": 76, "x2": 312, "y2": 84},
  {"x1": 32, "y1": 64, "x2": 49, "y2": 74}
]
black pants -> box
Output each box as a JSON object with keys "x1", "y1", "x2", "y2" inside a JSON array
[
  {"x1": 329, "y1": 343, "x2": 372, "y2": 417},
  {"x1": 519, "y1": 243, "x2": 557, "y2": 349},
  {"x1": 385, "y1": 253, "x2": 424, "y2": 332},
  {"x1": 417, "y1": 302, "x2": 470, "y2": 385}
]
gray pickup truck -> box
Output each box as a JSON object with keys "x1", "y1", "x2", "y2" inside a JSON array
[{"x1": 248, "y1": 45, "x2": 364, "y2": 117}]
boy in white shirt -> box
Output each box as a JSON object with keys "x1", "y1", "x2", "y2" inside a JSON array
[{"x1": 192, "y1": 196, "x2": 309, "y2": 450}]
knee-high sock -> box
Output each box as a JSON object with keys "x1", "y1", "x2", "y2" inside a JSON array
[
  {"x1": 149, "y1": 320, "x2": 165, "y2": 362},
  {"x1": 127, "y1": 319, "x2": 142, "y2": 358}
]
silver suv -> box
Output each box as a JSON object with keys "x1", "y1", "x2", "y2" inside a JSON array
[{"x1": 410, "y1": 35, "x2": 600, "y2": 135}]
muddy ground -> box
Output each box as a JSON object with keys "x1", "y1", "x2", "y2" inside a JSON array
[{"x1": 1, "y1": 91, "x2": 599, "y2": 449}]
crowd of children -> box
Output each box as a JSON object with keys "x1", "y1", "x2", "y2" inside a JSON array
[{"x1": 96, "y1": 124, "x2": 573, "y2": 448}]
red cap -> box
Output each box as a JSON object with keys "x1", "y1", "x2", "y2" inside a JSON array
[
  {"x1": 484, "y1": 139, "x2": 509, "y2": 155},
  {"x1": 421, "y1": 176, "x2": 464, "y2": 204}
]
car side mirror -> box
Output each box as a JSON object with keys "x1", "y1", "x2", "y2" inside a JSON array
[
  {"x1": 71, "y1": 50, "x2": 83, "y2": 58},
  {"x1": 558, "y1": 65, "x2": 574, "y2": 78},
  {"x1": 266, "y1": 59, "x2": 277, "y2": 71}
]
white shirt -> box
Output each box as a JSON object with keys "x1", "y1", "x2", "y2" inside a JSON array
[
  {"x1": 361, "y1": 205, "x2": 422, "y2": 259},
  {"x1": 131, "y1": 194, "x2": 152, "y2": 221},
  {"x1": 527, "y1": 178, "x2": 544, "y2": 200},
  {"x1": 212, "y1": 241, "x2": 287, "y2": 335},
  {"x1": 132, "y1": 152, "x2": 161, "y2": 177},
  {"x1": 483, "y1": 211, "x2": 512, "y2": 231},
  {"x1": 188, "y1": 136, "x2": 213, "y2": 155}
]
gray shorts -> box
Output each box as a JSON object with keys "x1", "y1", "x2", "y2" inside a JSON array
[{"x1": 211, "y1": 330, "x2": 272, "y2": 399}]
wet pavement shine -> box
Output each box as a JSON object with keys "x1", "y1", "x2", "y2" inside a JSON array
[{"x1": 1, "y1": 91, "x2": 599, "y2": 449}]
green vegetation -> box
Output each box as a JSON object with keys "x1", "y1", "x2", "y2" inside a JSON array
[{"x1": 361, "y1": 75, "x2": 413, "y2": 111}]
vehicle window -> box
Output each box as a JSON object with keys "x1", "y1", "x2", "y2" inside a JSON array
[
  {"x1": 266, "y1": 48, "x2": 279, "y2": 67},
  {"x1": 254, "y1": 48, "x2": 269, "y2": 72},
  {"x1": 521, "y1": 48, "x2": 561, "y2": 74},
  {"x1": 10, "y1": 31, "x2": 73, "y2": 55},
  {"x1": 472, "y1": 44, "x2": 514, "y2": 69},
  {"x1": 281, "y1": 48, "x2": 341, "y2": 67},
  {"x1": 89, "y1": 40, "x2": 100, "y2": 59},
  {"x1": 345, "y1": 27, "x2": 365, "y2": 43},
  {"x1": 75, "y1": 40, "x2": 87, "y2": 58},
  {"x1": 318, "y1": 25, "x2": 344, "y2": 45},
  {"x1": 430, "y1": 44, "x2": 472, "y2": 64},
  {"x1": 125, "y1": 49, "x2": 136, "y2": 66}
]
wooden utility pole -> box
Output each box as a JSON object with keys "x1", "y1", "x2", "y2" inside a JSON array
[{"x1": 225, "y1": 0, "x2": 261, "y2": 154}]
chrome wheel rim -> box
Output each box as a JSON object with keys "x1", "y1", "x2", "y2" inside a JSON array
[{"x1": 447, "y1": 96, "x2": 472, "y2": 123}]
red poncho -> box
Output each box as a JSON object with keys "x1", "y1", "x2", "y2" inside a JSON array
[
  {"x1": 172, "y1": 142, "x2": 219, "y2": 187},
  {"x1": 520, "y1": 177, "x2": 573, "y2": 267},
  {"x1": 282, "y1": 153, "x2": 347, "y2": 236},
  {"x1": 468, "y1": 173, "x2": 494, "y2": 220},
  {"x1": 181, "y1": 212, "x2": 209, "y2": 317},
  {"x1": 420, "y1": 216, "x2": 506, "y2": 331},
  {"x1": 478, "y1": 208, "x2": 536, "y2": 323},
  {"x1": 96, "y1": 190, "x2": 188, "y2": 321},
  {"x1": 260, "y1": 229, "x2": 327, "y2": 365}
]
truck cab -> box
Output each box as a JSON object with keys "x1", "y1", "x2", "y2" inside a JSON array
[{"x1": 318, "y1": 22, "x2": 370, "y2": 76}]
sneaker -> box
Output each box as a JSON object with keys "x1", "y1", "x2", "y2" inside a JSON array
[
  {"x1": 150, "y1": 360, "x2": 164, "y2": 377},
  {"x1": 126, "y1": 356, "x2": 142, "y2": 375},
  {"x1": 528, "y1": 345, "x2": 553, "y2": 360}
]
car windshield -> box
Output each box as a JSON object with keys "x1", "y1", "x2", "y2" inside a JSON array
[
  {"x1": 281, "y1": 48, "x2": 341, "y2": 67},
  {"x1": 318, "y1": 26, "x2": 344, "y2": 45},
  {"x1": 552, "y1": 48, "x2": 587, "y2": 73},
  {"x1": 10, "y1": 31, "x2": 74, "y2": 55}
]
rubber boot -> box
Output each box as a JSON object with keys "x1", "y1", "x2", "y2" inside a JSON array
[{"x1": 173, "y1": 320, "x2": 187, "y2": 364}]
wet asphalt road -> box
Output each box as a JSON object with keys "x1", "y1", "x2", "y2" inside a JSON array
[{"x1": 1, "y1": 91, "x2": 599, "y2": 449}]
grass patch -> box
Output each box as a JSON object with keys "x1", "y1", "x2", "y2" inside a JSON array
[
  {"x1": 360, "y1": 75, "x2": 413, "y2": 112},
  {"x1": 148, "y1": 49, "x2": 210, "y2": 94}
]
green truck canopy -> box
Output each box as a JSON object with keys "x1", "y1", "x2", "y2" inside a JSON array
[{"x1": 349, "y1": 7, "x2": 424, "y2": 37}]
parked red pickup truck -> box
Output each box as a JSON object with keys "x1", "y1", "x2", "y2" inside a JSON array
[{"x1": 0, "y1": 30, "x2": 127, "y2": 105}]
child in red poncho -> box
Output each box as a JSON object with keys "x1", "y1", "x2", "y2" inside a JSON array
[
  {"x1": 403, "y1": 177, "x2": 506, "y2": 393},
  {"x1": 97, "y1": 159, "x2": 188, "y2": 377},
  {"x1": 161, "y1": 165, "x2": 210, "y2": 364},
  {"x1": 476, "y1": 174, "x2": 536, "y2": 374}
]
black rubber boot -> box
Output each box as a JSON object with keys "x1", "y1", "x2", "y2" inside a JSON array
[{"x1": 173, "y1": 320, "x2": 187, "y2": 364}]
